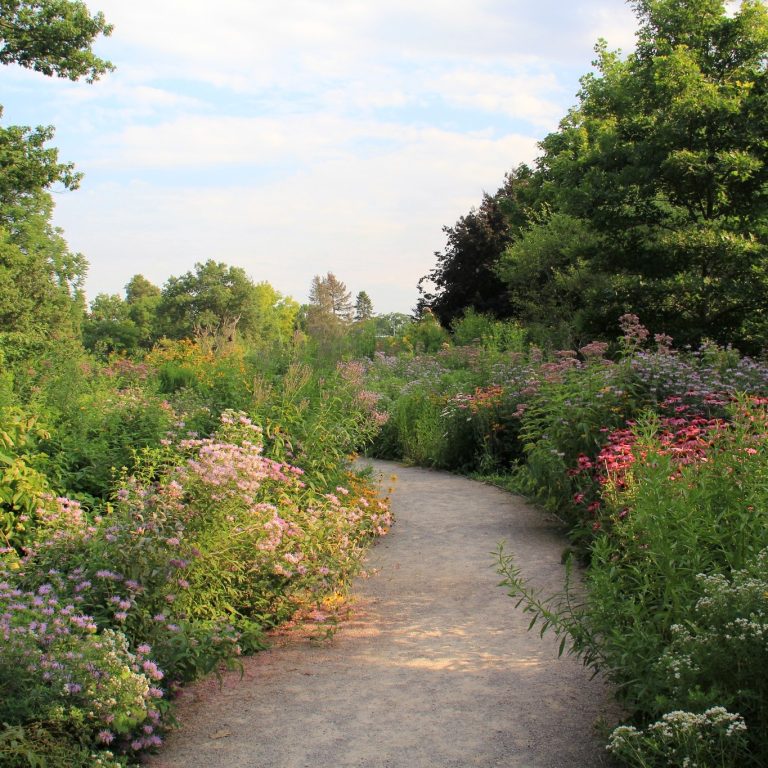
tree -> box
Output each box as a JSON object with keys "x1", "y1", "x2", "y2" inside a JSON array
[
  {"x1": 249, "y1": 281, "x2": 300, "y2": 349},
  {"x1": 354, "y1": 291, "x2": 373, "y2": 321},
  {"x1": 0, "y1": 0, "x2": 112, "y2": 355},
  {"x1": 511, "y1": 0, "x2": 768, "y2": 349},
  {"x1": 0, "y1": 192, "x2": 86, "y2": 343},
  {"x1": 82, "y1": 293, "x2": 140, "y2": 355},
  {"x1": 124, "y1": 274, "x2": 161, "y2": 350},
  {"x1": 156, "y1": 261, "x2": 262, "y2": 341},
  {"x1": 308, "y1": 273, "x2": 354, "y2": 321},
  {"x1": 417, "y1": 167, "x2": 534, "y2": 328},
  {"x1": 303, "y1": 273, "x2": 354, "y2": 359},
  {"x1": 0, "y1": 0, "x2": 113, "y2": 82},
  {"x1": 0, "y1": 0, "x2": 113, "y2": 216}
]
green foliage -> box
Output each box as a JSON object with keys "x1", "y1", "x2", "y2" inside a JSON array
[
  {"x1": 0, "y1": 122, "x2": 81, "y2": 213},
  {"x1": 83, "y1": 293, "x2": 142, "y2": 356},
  {"x1": 0, "y1": 722, "x2": 127, "y2": 767},
  {"x1": 0, "y1": 406, "x2": 52, "y2": 553},
  {"x1": 250, "y1": 360, "x2": 386, "y2": 487},
  {"x1": 0, "y1": 572, "x2": 163, "y2": 762},
  {"x1": 652, "y1": 550, "x2": 768, "y2": 763},
  {"x1": 515, "y1": 354, "x2": 633, "y2": 524},
  {"x1": 156, "y1": 260, "x2": 263, "y2": 341},
  {"x1": 420, "y1": 0, "x2": 768, "y2": 352},
  {"x1": 387, "y1": 385, "x2": 446, "y2": 466},
  {"x1": 584, "y1": 405, "x2": 768, "y2": 706},
  {"x1": 0, "y1": 194, "x2": 86, "y2": 341},
  {"x1": 496, "y1": 211, "x2": 605, "y2": 342},
  {"x1": 451, "y1": 308, "x2": 526, "y2": 352},
  {"x1": 0, "y1": 0, "x2": 113, "y2": 82},
  {"x1": 354, "y1": 290, "x2": 373, "y2": 321},
  {"x1": 403, "y1": 310, "x2": 449, "y2": 353},
  {"x1": 41, "y1": 384, "x2": 175, "y2": 500}
]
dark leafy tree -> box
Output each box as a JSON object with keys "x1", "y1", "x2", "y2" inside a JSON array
[{"x1": 417, "y1": 166, "x2": 534, "y2": 328}]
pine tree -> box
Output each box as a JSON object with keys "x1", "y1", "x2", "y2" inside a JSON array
[{"x1": 354, "y1": 291, "x2": 374, "y2": 321}]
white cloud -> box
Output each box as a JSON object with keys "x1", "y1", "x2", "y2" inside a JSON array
[
  {"x1": 18, "y1": 0, "x2": 640, "y2": 313},
  {"x1": 56, "y1": 126, "x2": 538, "y2": 312},
  {"x1": 430, "y1": 69, "x2": 564, "y2": 128}
]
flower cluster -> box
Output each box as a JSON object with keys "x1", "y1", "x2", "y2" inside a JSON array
[
  {"x1": 607, "y1": 707, "x2": 748, "y2": 767},
  {"x1": 0, "y1": 576, "x2": 163, "y2": 758}
]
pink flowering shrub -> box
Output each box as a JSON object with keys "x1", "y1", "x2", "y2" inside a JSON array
[
  {"x1": 169, "y1": 411, "x2": 392, "y2": 628},
  {"x1": 572, "y1": 399, "x2": 768, "y2": 717},
  {"x1": 14, "y1": 410, "x2": 391, "y2": 687}
]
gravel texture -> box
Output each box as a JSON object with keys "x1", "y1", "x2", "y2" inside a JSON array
[{"x1": 145, "y1": 460, "x2": 617, "y2": 768}]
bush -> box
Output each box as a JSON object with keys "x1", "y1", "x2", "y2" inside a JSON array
[
  {"x1": 0, "y1": 407, "x2": 55, "y2": 555},
  {"x1": 18, "y1": 411, "x2": 391, "y2": 687},
  {"x1": 515, "y1": 350, "x2": 634, "y2": 527},
  {"x1": 606, "y1": 708, "x2": 749, "y2": 768},
  {"x1": 0, "y1": 575, "x2": 164, "y2": 763},
  {"x1": 653, "y1": 549, "x2": 768, "y2": 764}
]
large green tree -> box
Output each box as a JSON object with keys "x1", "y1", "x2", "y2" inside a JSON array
[
  {"x1": 0, "y1": 0, "x2": 112, "y2": 348},
  {"x1": 82, "y1": 292, "x2": 138, "y2": 355},
  {"x1": 0, "y1": 0, "x2": 112, "y2": 81},
  {"x1": 500, "y1": 0, "x2": 768, "y2": 349},
  {"x1": 156, "y1": 260, "x2": 263, "y2": 341}
]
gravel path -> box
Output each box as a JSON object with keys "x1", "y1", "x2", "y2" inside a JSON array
[{"x1": 146, "y1": 460, "x2": 616, "y2": 768}]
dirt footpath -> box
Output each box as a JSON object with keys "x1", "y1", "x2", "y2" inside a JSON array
[{"x1": 146, "y1": 461, "x2": 616, "y2": 768}]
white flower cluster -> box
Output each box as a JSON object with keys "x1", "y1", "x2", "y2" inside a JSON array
[{"x1": 607, "y1": 707, "x2": 747, "y2": 766}]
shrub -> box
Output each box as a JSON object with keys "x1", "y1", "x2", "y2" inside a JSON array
[
  {"x1": 18, "y1": 411, "x2": 391, "y2": 686},
  {"x1": 515, "y1": 351, "x2": 634, "y2": 525},
  {"x1": 606, "y1": 708, "x2": 749, "y2": 768},
  {"x1": 40, "y1": 385, "x2": 175, "y2": 501},
  {"x1": 0, "y1": 575, "x2": 164, "y2": 764},
  {"x1": 0, "y1": 407, "x2": 55, "y2": 555},
  {"x1": 654, "y1": 550, "x2": 768, "y2": 763}
]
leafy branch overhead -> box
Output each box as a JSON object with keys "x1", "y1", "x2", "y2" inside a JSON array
[{"x1": 0, "y1": 0, "x2": 113, "y2": 82}]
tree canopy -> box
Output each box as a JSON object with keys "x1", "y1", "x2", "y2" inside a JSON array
[
  {"x1": 0, "y1": 0, "x2": 113, "y2": 82},
  {"x1": 156, "y1": 260, "x2": 264, "y2": 341},
  {"x1": 420, "y1": 0, "x2": 768, "y2": 352}
]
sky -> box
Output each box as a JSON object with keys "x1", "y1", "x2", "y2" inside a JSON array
[{"x1": 2, "y1": 0, "x2": 638, "y2": 314}]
